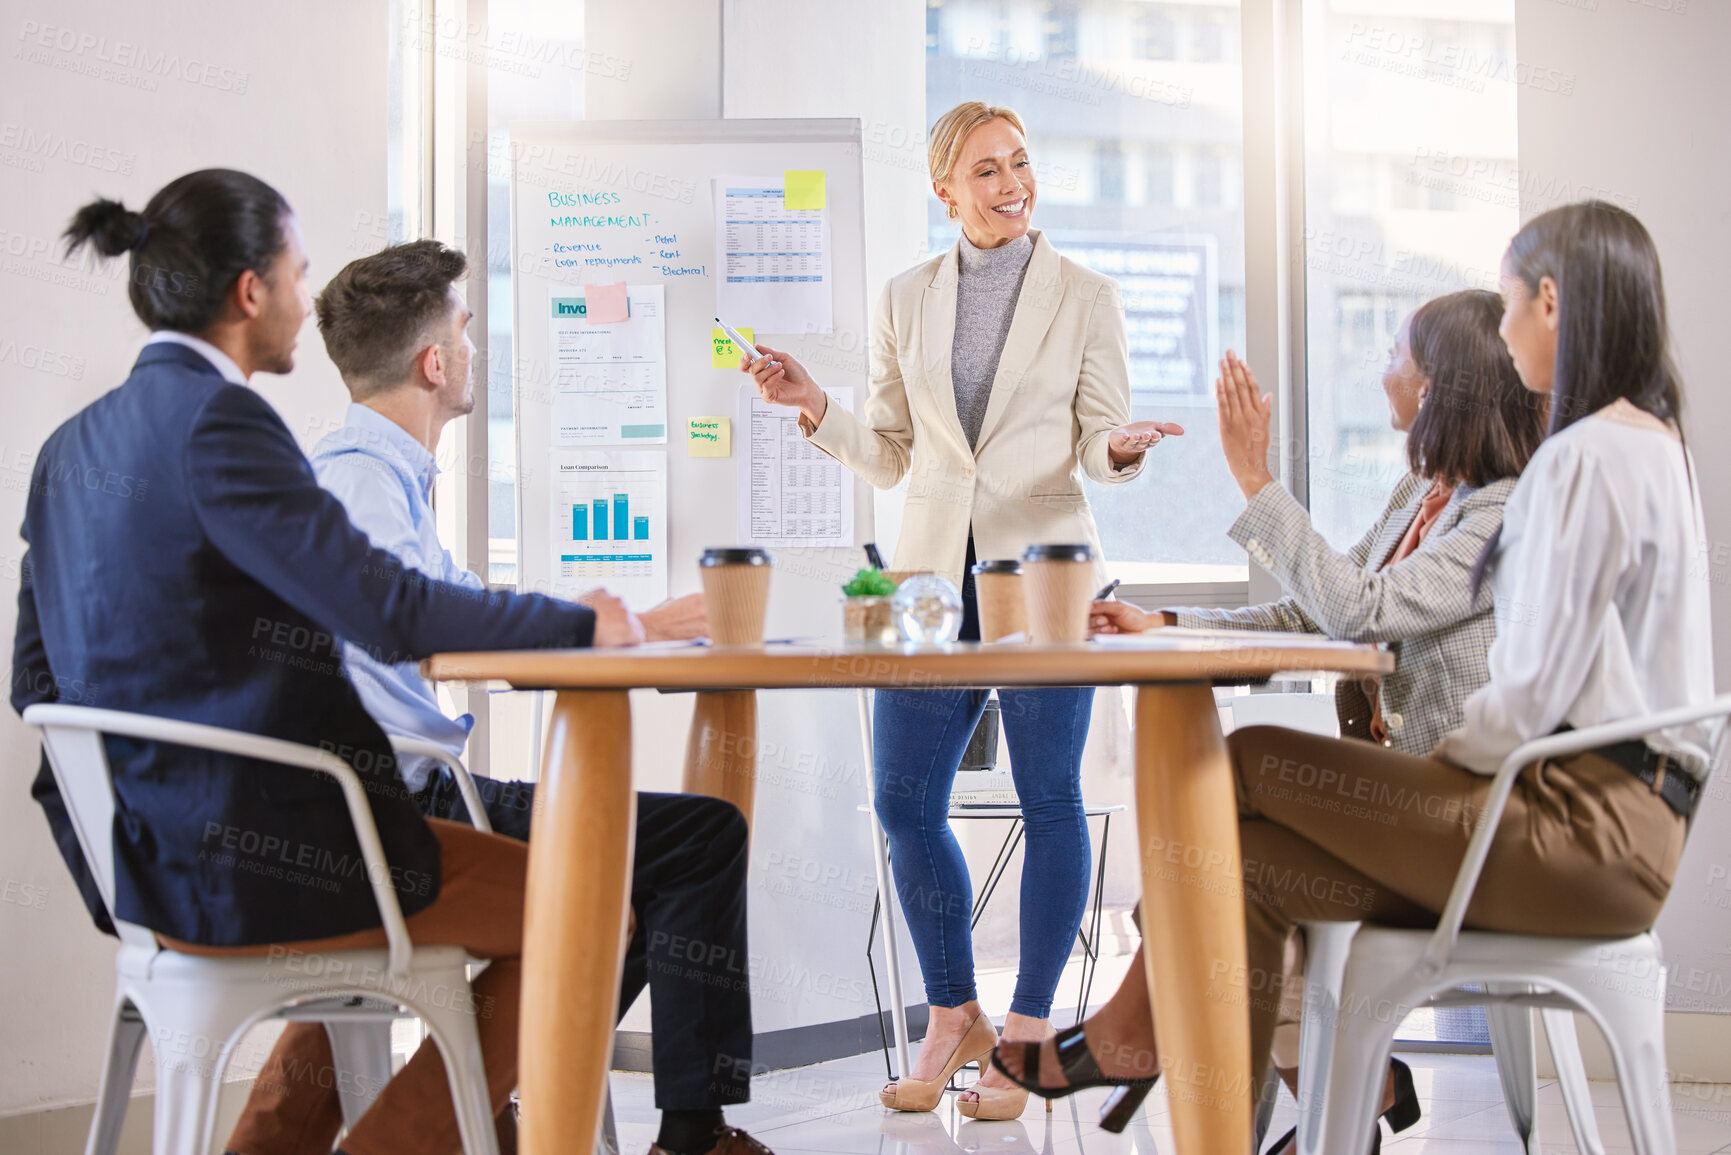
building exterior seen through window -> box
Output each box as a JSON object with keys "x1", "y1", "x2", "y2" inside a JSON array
[{"x1": 1302, "y1": 0, "x2": 1521, "y2": 550}]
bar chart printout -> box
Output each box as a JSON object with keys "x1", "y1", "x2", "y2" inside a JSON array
[{"x1": 550, "y1": 449, "x2": 668, "y2": 606}]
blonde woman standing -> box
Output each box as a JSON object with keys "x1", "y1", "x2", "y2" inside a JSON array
[{"x1": 743, "y1": 101, "x2": 1182, "y2": 1119}]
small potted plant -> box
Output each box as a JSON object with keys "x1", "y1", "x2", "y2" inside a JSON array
[{"x1": 842, "y1": 567, "x2": 900, "y2": 647}]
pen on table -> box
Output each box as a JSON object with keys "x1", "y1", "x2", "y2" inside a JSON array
[
  {"x1": 1093, "y1": 578, "x2": 1121, "y2": 601},
  {"x1": 716, "y1": 316, "x2": 768, "y2": 366}
]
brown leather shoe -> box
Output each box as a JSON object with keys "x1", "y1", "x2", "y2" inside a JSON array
[{"x1": 650, "y1": 1125, "x2": 775, "y2": 1155}]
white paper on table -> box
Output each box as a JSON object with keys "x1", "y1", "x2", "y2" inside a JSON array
[
  {"x1": 713, "y1": 175, "x2": 833, "y2": 335},
  {"x1": 735, "y1": 383, "x2": 855, "y2": 548},
  {"x1": 1091, "y1": 628, "x2": 1387, "y2": 650},
  {"x1": 548, "y1": 448, "x2": 669, "y2": 607},
  {"x1": 546, "y1": 283, "x2": 668, "y2": 445}
]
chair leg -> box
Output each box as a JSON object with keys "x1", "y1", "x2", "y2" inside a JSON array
[
  {"x1": 1312, "y1": 944, "x2": 1397, "y2": 1155},
  {"x1": 1294, "y1": 922, "x2": 1359, "y2": 1155},
  {"x1": 1483, "y1": 995, "x2": 1540, "y2": 1153},
  {"x1": 85, "y1": 998, "x2": 147, "y2": 1155},
  {"x1": 1252, "y1": 1064, "x2": 1282, "y2": 1153},
  {"x1": 1542, "y1": 1008, "x2": 1606, "y2": 1155},
  {"x1": 418, "y1": 1000, "x2": 503, "y2": 1155},
  {"x1": 1577, "y1": 972, "x2": 1676, "y2": 1155},
  {"x1": 596, "y1": 1084, "x2": 620, "y2": 1155},
  {"x1": 325, "y1": 1020, "x2": 395, "y2": 1130},
  {"x1": 148, "y1": 1030, "x2": 227, "y2": 1155}
]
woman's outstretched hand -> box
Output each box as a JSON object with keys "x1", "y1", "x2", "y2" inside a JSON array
[
  {"x1": 1107, "y1": 419, "x2": 1185, "y2": 465},
  {"x1": 741, "y1": 344, "x2": 827, "y2": 427},
  {"x1": 1089, "y1": 600, "x2": 1175, "y2": 635},
  {"x1": 1216, "y1": 350, "x2": 1276, "y2": 500}
]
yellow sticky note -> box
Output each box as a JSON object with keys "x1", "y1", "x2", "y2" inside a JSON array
[
  {"x1": 687, "y1": 417, "x2": 731, "y2": 457},
  {"x1": 783, "y1": 170, "x2": 826, "y2": 210},
  {"x1": 711, "y1": 325, "x2": 754, "y2": 368}
]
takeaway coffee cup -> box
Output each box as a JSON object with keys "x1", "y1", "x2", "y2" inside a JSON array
[
  {"x1": 698, "y1": 547, "x2": 773, "y2": 644},
  {"x1": 1020, "y1": 543, "x2": 1094, "y2": 643},
  {"x1": 971, "y1": 559, "x2": 1027, "y2": 642}
]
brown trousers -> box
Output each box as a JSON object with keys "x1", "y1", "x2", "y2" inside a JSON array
[
  {"x1": 166, "y1": 818, "x2": 526, "y2": 1155},
  {"x1": 1228, "y1": 725, "x2": 1685, "y2": 1085}
]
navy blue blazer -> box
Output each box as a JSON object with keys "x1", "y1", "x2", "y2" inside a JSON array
[{"x1": 12, "y1": 342, "x2": 594, "y2": 946}]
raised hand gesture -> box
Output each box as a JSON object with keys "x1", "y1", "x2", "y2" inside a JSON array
[{"x1": 1215, "y1": 350, "x2": 1275, "y2": 500}]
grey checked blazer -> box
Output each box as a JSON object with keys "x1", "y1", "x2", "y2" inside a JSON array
[{"x1": 1173, "y1": 473, "x2": 1516, "y2": 757}]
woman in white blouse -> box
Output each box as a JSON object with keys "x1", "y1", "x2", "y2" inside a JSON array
[{"x1": 987, "y1": 200, "x2": 1714, "y2": 1153}]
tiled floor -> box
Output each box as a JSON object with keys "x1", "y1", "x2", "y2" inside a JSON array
[{"x1": 608, "y1": 1050, "x2": 1731, "y2": 1154}]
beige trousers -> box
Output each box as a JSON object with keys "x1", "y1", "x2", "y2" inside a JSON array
[{"x1": 1227, "y1": 726, "x2": 1685, "y2": 1083}]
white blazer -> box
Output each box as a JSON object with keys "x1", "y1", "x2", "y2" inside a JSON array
[{"x1": 802, "y1": 230, "x2": 1139, "y2": 588}]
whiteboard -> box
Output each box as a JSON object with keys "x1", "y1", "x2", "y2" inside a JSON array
[
  {"x1": 509, "y1": 121, "x2": 922, "y2": 1037},
  {"x1": 511, "y1": 118, "x2": 874, "y2": 637}
]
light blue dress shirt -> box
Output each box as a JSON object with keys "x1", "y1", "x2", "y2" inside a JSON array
[{"x1": 311, "y1": 404, "x2": 481, "y2": 790}]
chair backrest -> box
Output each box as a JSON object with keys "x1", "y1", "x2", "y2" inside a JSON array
[
  {"x1": 1228, "y1": 693, "x2": 1339, "y2": 739},
  {"x1": 31, "y1": 707, "x2": 157, "y2": 952},
  {"x1": 1421, "y1": 693, "x2": 1731, "y2": 977},
  {"x1": 24, "y1": 703, "x2": 416, "y2": 975}
]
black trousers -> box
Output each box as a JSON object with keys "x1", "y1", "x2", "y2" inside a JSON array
[{"x1": 418, "y1": 770, "x2": 754, "y2": 1108}]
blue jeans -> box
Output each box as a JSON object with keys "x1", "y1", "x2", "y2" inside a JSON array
[{"x1": 873, "y1": 686, "x2": 1095, "y2": 1018}]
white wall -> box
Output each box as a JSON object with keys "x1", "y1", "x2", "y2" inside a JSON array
[
  {"x1": 1513, "y1": 0, "x2": 1731, "y2": 1077},
  {"x1": 0, "y1": 0, "x2": 387, "y2": 1118}
]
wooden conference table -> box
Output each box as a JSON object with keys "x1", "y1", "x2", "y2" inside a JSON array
[{"x1": 425, "y1": 633, "x2": 1392, "y2": 1155}]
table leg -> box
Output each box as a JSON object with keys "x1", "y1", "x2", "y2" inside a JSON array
[
  {"x1": 1135, "y1": 684, "x2": 1250, "y2": 1155},
  {"x1": 521, "y1": 690, "x2": 637, "y2": 1155},
  {"x1": 682, "y1": 690, "x2": 758, "y2": 830}
]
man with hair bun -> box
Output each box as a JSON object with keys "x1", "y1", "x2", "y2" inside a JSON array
[{"x1": 15, "y1": 170, "x2": 766, "y2": 1155}]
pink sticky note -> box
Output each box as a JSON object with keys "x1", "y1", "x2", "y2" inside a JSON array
[{"x1": 584, "y1": 282, "x2": 629, "y2": 323}]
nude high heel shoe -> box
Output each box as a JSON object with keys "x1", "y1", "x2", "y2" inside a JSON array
[
  {"x1": 956, "y1": 1079, "x2": 1046, "y2": 1121},
  {"x1": 880, "y1": 1013, "x2": 999, "y2": 1113}
]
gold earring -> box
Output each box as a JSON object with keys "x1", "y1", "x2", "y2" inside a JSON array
[{"x1": 947, "y1": 203, "x2": 958, "y2": 219}]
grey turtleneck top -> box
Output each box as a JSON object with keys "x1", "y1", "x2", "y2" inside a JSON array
[{"x1": 952, "y1": 232, "x2": 1034, "y2": 448}]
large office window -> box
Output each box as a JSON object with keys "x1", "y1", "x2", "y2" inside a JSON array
[
  {"x1": 386, "y1": 0, "x2": 587, "y2": 590},
  {"x1": 1300, "y1": 0, "x2": 1520, "y2": 548},
  {"x1": 927, "y1": 0, "x2": 1250, "y2": 586},
  {"x1": 482, "y1": 0, "x2": 587, "y2": 586}
]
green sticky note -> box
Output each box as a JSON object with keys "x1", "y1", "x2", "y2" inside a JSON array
[
  {"x1": 687, "y1": 417, "x2": 731, "y2": 458},
  {"x1": 783, "y1": 170, "x2": 826, "y2": 211},
  {"x1": 712, "y1": 325, "x2": 754, "y2": 368}
]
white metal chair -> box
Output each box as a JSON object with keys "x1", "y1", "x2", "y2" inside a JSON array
[
  {"x1": 1226, "y1": 691, "x2": 1340, "y2": 738},
  {"x1": 1291, "y1": 695, "x2": 1731, "y2": 1155},
  {"x1": 1224, "y1": 692, "x2": 1597, "y2": 1150},
  {"x1": 27, "y1": 705, "x2": 502, "y2": 1155}
]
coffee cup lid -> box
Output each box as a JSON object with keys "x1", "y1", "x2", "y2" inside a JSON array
[
  {"x1": 700, "y1": 547, "x2": 773, "y2": 566},
  {"x1": 970, "y1": 559, "x2": 1022, "y2": 575},
  {"x1": 1020, "y1": 543, "x2": 1093, "y2": 563}
]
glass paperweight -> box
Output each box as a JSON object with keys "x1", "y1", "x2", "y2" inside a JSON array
[{"x1": 892, "y1": 573, "x2": 963, "y2": 644}]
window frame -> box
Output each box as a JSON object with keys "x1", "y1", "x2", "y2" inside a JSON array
[{"x1": 1118, "y1": 0, "x2": 1306, "y2": 610}]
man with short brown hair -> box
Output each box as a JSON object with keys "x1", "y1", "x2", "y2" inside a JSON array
[{"x1": 259, "y1": 240, "x2": 769, "y2": 1155}]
